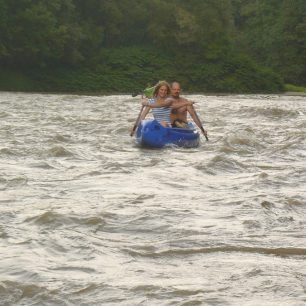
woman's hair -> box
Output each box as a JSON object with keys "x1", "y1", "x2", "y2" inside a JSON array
[{"x1": 153, "y1": 80, "x2": 171, "y2": 97}]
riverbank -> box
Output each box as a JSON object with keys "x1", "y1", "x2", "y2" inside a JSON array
[
  {"x1": 284, "y1": 84, "x2": 306, "y2": 94},
  {"x1": 0, "y1": 69, "x2": 284, "y2": 95},
  {"x1": 0, "y1": 47, "x2": 284, "y2": 94},
  {"x1": 5, "y1": 66, "x2": 306, "y2": 97}
]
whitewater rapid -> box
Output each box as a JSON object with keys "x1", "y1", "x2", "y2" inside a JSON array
[{"x1": 0, "y1": 92, "x2": 305, "y2": 305}]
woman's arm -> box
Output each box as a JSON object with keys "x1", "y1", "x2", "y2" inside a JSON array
[
  {"x1": 130, "y1": 104, "x2": 150, "y2": 137},
  {"x1": 142, "y1": 97, "x2": 173, "y2": 108},
  {"x1": 139, "y1": 105, "x2": 151, "y2": 120}
]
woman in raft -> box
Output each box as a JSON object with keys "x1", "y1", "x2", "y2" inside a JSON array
[{"x1": 140, "y1": 80, "x2": 193, "y2": 127}]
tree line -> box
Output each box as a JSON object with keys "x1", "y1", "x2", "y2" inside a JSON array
[{"x1": 0, "y1": 0, "x2": 305, "y2": 93}]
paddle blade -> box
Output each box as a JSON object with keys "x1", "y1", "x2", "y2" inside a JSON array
[{"x1": 130, "y1": 124, "x2": 137, "y2": 137}]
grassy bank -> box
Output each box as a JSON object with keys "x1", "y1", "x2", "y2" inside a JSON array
[{"x1": 285, "y1": 84, "x2": 306, "y2": 93}]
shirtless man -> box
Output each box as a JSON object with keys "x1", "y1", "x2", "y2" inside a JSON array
[{"x1": 170, "y1": 82, "x2": 208, "y2": 139}]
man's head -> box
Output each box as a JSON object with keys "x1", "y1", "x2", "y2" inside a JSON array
[{"x1": 171, "y1": 82, "x2": 181, "y2": 98}]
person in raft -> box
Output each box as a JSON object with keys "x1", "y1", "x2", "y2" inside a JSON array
[
  {"x1": 140, "y1": 80, "x2": 193, "y2": 127},
  {"x1": 170, "y1": 81, "x2": 208, "y2": 138},
  {"x1": 143, "y1": 82, "x2": 155, "y2": 98}
]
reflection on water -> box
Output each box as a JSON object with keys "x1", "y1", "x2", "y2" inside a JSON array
[{"x1": 0, "y1": 92, "x2": 305, "y2": 305}]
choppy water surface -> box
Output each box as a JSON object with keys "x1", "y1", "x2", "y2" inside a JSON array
[{"x1": 0, "y1": 92, "x2": 305, "y2": 305}]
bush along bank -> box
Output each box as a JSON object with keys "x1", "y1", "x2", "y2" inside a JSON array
[
  {"x1": 285, "y1": 84, "x2": 306, "y2": 93},
  {"x1": 0, "y1": 47, "x2": 284, "y2": 94}
]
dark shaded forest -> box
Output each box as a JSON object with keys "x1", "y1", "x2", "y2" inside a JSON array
[{"x1": 0, "y1": 0, "x2": 305, "y2": 93}]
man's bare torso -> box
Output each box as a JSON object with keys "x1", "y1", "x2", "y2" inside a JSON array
[{"x1": 170, "y1": 97, "x2": 188, "y2": 123}]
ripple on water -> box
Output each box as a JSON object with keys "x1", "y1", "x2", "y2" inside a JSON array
[
  {"x1": 1, "y1": 93, "x2": 306, "y2": 305},
  {"x1": 28, "y1": 161, "x2": 56, "y2": 169},
  {"x1": 241, "y1": 105, "x2": 300, "y2": 119},
  {"x1": 0, "y1": 228, "x2": 9, "y2": 238},
  {"x1": 46, "y1": 146, "x2": 74, "y2": 157},
  {"x1": 220, "y1": 129, "x2": 264, "y2": 155},
  {"x1": 2, "y1": 176, "x2": 28, "y2": 188},
  {"x1": 285, "y1": 197, "x2": 304, "y2": 207},
  {"x1": 0, "y1": 282, "x2": 35, "y2": 305},
  {"x1": 243, "y1": 220, "x2": 262, "y2": 230},
  {"x1": 24, "y1": 211, "x2": 106, "y2": 230},
  {"x1": 124, "y1": 245, "x2": 306, "y2": 258},
  {"x1": 198, "y1": 154, "x2": 248, "y2": 174},
  {"x1": 0, "y1": 148, "x2": 18, "y2": 157},
  {"x1": 0, "y1": 281, "x2": 66, "y2": 306},
  {"x1": 261, "y1": 200, "x2": 275, "y2": 210},
  {"x1": 50, "y1": 134, "x2": 72, "y2": 143},
  {"x1": 0, "y1": 111, "x2": 10, "y2": 118},
  {"x1": 103, "y1": 162, "x2": 133, "y2": 174}
]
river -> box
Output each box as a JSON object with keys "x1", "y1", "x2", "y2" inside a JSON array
[{"x1": 0, "y1": 92, "x2": 305, "y2": 305}]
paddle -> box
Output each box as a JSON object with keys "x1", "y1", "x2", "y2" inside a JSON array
[
  {"x1": 130, "y1": 88, "x2": 148, "y2": 136},
  {"x1": 132, "y1": 92, "x2": 141, "y2": 97},
  {"x1": 130, "y1": 105, "x2": 144, "y2": 137},
  {"x1": 192, "y1": 106, "x2": 209, "y2": 141}
]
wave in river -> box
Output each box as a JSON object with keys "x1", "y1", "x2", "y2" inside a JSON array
[{"x1": 0, "y1": 92, "x2": 305, "y2": 305}]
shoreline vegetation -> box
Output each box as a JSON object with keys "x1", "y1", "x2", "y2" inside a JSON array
[
  {"x1": 1, "y1": 1, "x2": 305, "y2": 94},
  {"x1": 0, "y1": 46, "x2": 285, "y2": 94},
  {"x1": 0, "y1": 77, "x2": 304, "y2": 97},
  {"x1": 1, "y1": 65, "x2": 305, "y2": 96},
  {"x1": 284, "y1": 84, "x2": 306, "y2": 94}
]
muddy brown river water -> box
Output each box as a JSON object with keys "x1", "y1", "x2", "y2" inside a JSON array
[{"x1": 0, "y1": 92, "x2": 305, "y2": 305}]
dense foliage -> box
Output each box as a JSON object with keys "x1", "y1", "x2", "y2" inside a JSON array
[{"x1": 0, "y1": 0, "x2": 305, "y2": 93}]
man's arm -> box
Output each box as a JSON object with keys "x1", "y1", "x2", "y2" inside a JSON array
[
  {"x1": 187, "y1": 104, "x2": 208, "y2": 139},
  {"x1": 171, "y1": 98, "x2": 194, "y2": 110}
]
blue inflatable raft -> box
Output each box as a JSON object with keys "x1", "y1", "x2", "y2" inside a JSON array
[{"x1": 135, "y1": 119, "x2": 200, "y2": 148}]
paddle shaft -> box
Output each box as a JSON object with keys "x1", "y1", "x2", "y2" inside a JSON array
[
  {"x1": 130, "y1": 105, "x2": 144, "y2": 137},
  {"x1": 132, "y1": 92, "x2": 141, "y2": 97},
  {"x1": 192, "y1": 107, "x2": 208, "y2": 141}
]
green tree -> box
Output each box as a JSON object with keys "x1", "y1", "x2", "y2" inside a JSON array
[
  {"x1": 274, "y1": 0, "x2": 306, "y2": 84},
  {"x1": 0, "y1": 0, "x2": 288, "y2": 92},
  {"x1": 1, "y1": 0, "x2": 83, "y2": 67},
  {"x1": 232, "y1": 0, "x2": 306, "y2": 84},
  {"x1": 0, "y1": 0, "x2": 9, "y2": 58}
]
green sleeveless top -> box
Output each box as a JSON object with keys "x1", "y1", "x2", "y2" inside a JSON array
[{"x1": 143, "y1": 86, "x2": 155, "y2": 98}]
